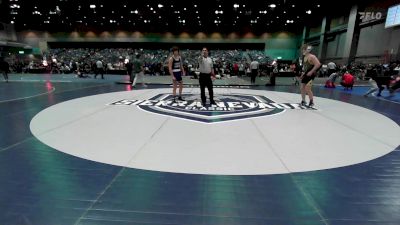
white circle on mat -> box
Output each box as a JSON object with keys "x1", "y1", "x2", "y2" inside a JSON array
[{"x1": 30, "y1": 88, "x2": 400, "y2": 175}]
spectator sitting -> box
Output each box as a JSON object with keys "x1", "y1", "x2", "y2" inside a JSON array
[
  {"x1": 320, "y1": 64, "x2": 328, "y2": 76},
  {"x1": 340, "y1": 72, "x2": 355, "y2": 90}
]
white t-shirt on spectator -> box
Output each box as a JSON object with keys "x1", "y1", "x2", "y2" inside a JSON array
[
  {"x1": 328, "y1": 62, "x2": 336, "y2": 70},
  {"x1": 96, "y1": 60, "x2": 103, "y2": 69},
  {"x1": 250, "y1": 61, "x2": 259, "y2": 70}
]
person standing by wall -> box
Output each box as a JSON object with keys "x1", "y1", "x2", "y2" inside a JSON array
[
  {"x1": 168, "y1": 46, "x2": 185, "y2": 102},
  {"x1": 198, "y1": 47, "x2": 216, "y2": 106},
  {"x1": 132, "y1": 54, "x2": 147, "y2": 88}
]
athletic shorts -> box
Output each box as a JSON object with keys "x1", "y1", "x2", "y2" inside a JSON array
[
  {"x1": 173, "y1": 71, "x2": 182, "y2": 82},
  {"x1": 301, "y1": 74, "x2": 316, "y2": 84}
]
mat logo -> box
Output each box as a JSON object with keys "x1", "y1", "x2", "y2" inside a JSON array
[{"x1": 110, "y1": 93, "x2": 314, "y2": 123}]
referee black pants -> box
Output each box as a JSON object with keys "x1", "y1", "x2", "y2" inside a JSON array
[
  {"x1": 199, "y1": 73, "x2": 214, "y2": 104},
  {"x1": 251, "y1": 69, "x2": 258, "y2": 84},
  {"x1": 95, "y1": 68, "x2": 104, "y2": 79}
]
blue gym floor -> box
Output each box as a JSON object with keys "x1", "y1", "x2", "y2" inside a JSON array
[{"x1": 0, "y1": 74, "x2": 399, "y2": 225}]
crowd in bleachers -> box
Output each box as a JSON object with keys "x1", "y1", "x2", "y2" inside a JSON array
[
  {"x1": 2, "y1": 48, "x2": 400, "y2": 94},
  {"x1": 3, "y1": 48, "x2": 271, "y2": 77}
]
